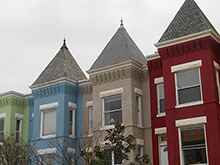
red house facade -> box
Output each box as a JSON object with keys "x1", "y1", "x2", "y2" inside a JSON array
[{"x1": 147, "y1": 0, "x2": 220, "y2": 164}]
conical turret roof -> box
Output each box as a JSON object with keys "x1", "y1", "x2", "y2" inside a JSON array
[
  {"x1": 90, "y1": 21, "x2": 146, "y2": 70},
  {"x1": 158, "y1": 0, "x2": 218, "y2": 43},
  {"x1": 32, "y1": 40, "x2": 86, "y2": 86}
]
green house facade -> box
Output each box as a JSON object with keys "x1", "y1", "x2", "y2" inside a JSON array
[{"x1": 0, "y1": 91, "x2": 30, "y2": 143}]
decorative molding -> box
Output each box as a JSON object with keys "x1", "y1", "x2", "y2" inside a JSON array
[
  {"x1": 155, "y1": 29, "x2": 220, "y2": 49},
  {"x1": 175, "y1": 116, "x2": 207, "y2": 127},
  {"x1": 171, "y1": 60, "x2": 202, "y2": 73},
  {"x1": 136, "y1": 138, "x2": 144, "y2": 145},
  {"x1": 155, "y1": 127, "x2": 167, "y2": 135},
  {"x1": 82, "y1": 84, "x2": 92, "y2": 95},
  {"x1": 0, "y1": 113, "x2": 6, "y2": 119},
  {"x1": 37, "y1": 148, "x2": 57, "y2": 155},
  {"x1": 146, "y1": 52, "x2": 160, "y2": 61},
  {"x1": 134, "y1": 88, "x2": 143, "y2": 96},
  {"x1": 68, "y1": 102, "x2": 77, "y2": 109},
  {"x1": 39, "y1": 102, "x2": 58, "y2": 111},
  {"x1": 15, "y1": 113, "x2": 24, "y2": 120},
  {"x1": 148, "y1": 58, "x2": 162, "y2": 72},
  {"x1": 86, "y1": 101, "x2": 93, "y2": 107},
  {"x1": 154, "y1": 77, "x2": 164, "y2": 84},
  {"x1": 158, "y1": 36, "x2": 219, "y2": 60},
  {"x1": 32, "y1": 83, "x2": 77, "y2": 99},
  {"x1": 0, "y1": 97, "x2": 28, "y2": 109},
  {"x1": 100, "y1": 88, "x2": 123, "y2": 98}
]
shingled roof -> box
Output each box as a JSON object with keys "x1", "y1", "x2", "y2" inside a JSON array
[
  {"x1": 90, "y1": 21, "x2": 146, "y2": 70},
  {"x1": 31, "y1": 40, "x2": 86, "y2": 86},
  {"x1": 158, "y1": 0, "x2": 218, "y2": 43}
]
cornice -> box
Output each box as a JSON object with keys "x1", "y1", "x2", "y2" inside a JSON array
[
  {"x1": 32, "y1": 83, "x2": 77, "y2": 99},
  {"x1": 158, "y1": 36, "x2": 219, "y2": 60},
  {"x1": 30, "y1": 77, "x2": 80, "y2": 90},
  {"x1": 155, "y1": 29, "x2": 220, "y2": 49},
  {"x1": 146, "y1": 52, "x2": 160, "y2": 61},
  {"x1": 0, "y1": 96, "x2": 28, "y2": 109},
  {"x1": 0, "y1": 91, "x2": 31, "y2": 99},
  {"x1": 148, "y1": 58, "x2": 162, "y2": 72},
  {"x1": 87, "y1": 59, "x2": 144, "y2": 76}
]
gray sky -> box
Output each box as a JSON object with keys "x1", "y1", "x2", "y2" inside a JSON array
[{"x1": 1, "y1": 0, "x2": 220, "y2": 94}]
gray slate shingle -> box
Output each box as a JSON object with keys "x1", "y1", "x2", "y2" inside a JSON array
[
  {"x1": 159, "y1": 0, "x2": 218, "y2": 42},
  {"x1": 31, "y1": 41, "x2": 86, "y2": 86},
  {"x1": 90, "y1": 24, "x2": 146, "y2": 70}
]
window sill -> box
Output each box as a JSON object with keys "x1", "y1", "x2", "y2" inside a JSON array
[
  {"x1": 40, "y1": 134, "x2": 56, "y2": 139},
  {"x1": 101, "y1": 125, "x2": 115, "y2": 130},
  {"x1": 156, "y1": 113, "x2": 166, "y2": 118},
  {"x1": 175, "y1": 101, "x2": 203, "y2": 109},
  {"x1": 69, "y1": 135, "x2": 75, "y2": 138},
  {"x1": 88, "y1": 134, "x2": 93, "y2": 137},
  {"x1": 137, "y1": 125, "x2": 143, "y2": 129}
]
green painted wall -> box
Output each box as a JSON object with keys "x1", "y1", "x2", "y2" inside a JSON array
[{"x1": 0, "y1": 96, "x2": 29, "y2": 143}]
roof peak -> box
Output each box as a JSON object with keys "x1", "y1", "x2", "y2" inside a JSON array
[
  {"x1": 158, "y1": 0, "x2": 218, "y2": 42},
  {"x1": 61, "y1": 38, "x2": 68, "y2": 50}
]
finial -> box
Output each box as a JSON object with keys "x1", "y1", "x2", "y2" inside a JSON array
[
  {"x1": 119, "y1": 18, "x2": 124, "y2": 29},
  {"x1": 61, "y1": 37, "x2": 68, "y2": 50}
]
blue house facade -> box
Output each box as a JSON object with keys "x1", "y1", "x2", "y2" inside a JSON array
[{"x1": 28, "y1": 40, "x2": 86, "y2": 164}]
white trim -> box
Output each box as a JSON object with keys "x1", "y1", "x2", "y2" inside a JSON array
[
  {"x1": 136, "y1": 138, "x2": 144, "y2": 146},
  {"x1": 0, "y1": 113, "x2": 6, "y2": 119},
  {"x1": 37, "y1": 148, "x2": 57, "y2": 155},
  {"x1": 15, "y1": 113, "x2": 24, "y2": 120},
  {"x1": 100, "y1": 88, "x2": 123, "y2": 98},
  {"x1": 171, "y1": 60, "x2": 202, "y2": 73},
  {"x1": 68, "y1": 102, "x2": 76, "y2": 109},
  {"x1": 146, "y1": 52, "x2": 160, "y2": 61},
  {"x1": 175, "y1": 100, "x2": 203, "y2": 108},
  {"x1": 214, "y1": 61, "x2": 220, "y2": 70},
  {"x1": 32, "y1": 113, "x2": 34, "y2": 118},
  {"x1": 155, "y1": 127, "x2": 167, "y2": 135},
  {"x1": 175, "y1": 116, "x2": 207, "y2": 127},
  {"x1": 39, "y1": 102, "x2": 58, "y2": 111},
  {"x1": 85, "y1": 147, "x2": 93, "y2": 153},
  {"x1": 155, "y1": 29, "x2": 220, "y2": 49},
  {"x1": 154, "y1": 77, "x2": 164, "y2": 84},
  {"x1": 134, "y1": 88, "x2": 143, "y2": 96},
  {"x1": 86, "y1": 101, "x2": 93, "y2": 107},
  {"x1": 67, "y1": 148, "x2": 76, "y2": 154},
  {"x1": 156, "y1": 113, "x2": 165, "y2": 118}
]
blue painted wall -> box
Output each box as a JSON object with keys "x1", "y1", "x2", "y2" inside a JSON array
[{"x1": 28, "y1": 82, "x2": 83, "y2": 164}]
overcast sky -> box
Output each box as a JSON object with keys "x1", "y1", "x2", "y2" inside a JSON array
[{"x1": 1, "y1": 0, "x2": 220, "y2": 94}]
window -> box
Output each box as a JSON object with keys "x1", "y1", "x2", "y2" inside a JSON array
[
  {"x1": 216, "y1": 69, "x2": 220, "y2": 102},
  {"x1": 89, "y1": 107, "x2": 93, "y2": 135},
  {"x1": 158, "y1": 135, "x2": 168, "y2": 165},
  {"x1": 103, "y1": 95, "x2": 122, "y2": 126},
  {"x1": 138, "y1": 146, "x2": 143, "y2": 156},
  {"x1": 180, "y1": 125, "x2": 207, "y2": 165},
  {"x1": 69, "y1": 109, "x2": 75, "y2": 136},
  {"x1": 136, "y1": 96, "x2": 142, "y2": 126},
  {"x1": 176, "y1": 69, "x2": 202, "y2": 105},
  {"x1": 15, "y1": 119, "x2": 22, "y2": 142},
  {"x1": 104, "y1": 149, "x2": 122, "y2": 165},
  {"x1": 40, "y1": 154, "x2": 55, "y2": 165},
  {"x1": 157, "y1": 84, "x2": 165, "y2": 114},
  {"x1": 0, "y1": 119, "x2": 4, "y2": 142},
  {"x1": 40, "y1": 102, "x2": 58, "y2": 138}
]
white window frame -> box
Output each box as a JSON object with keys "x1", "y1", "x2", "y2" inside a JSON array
[
  {"x1": 171, "y1": 60, "x2": 203, "y2": 108},
  {"x1": 176, "y1": 116, "x2": 208, "y2": 165},
  {"x1": 88, "y1": 106, "x2": 93, "y2": 135},
  {"x1": 214, "y1": 61, "x2": 220, "y2": 103},
  {"x1": 0, "y1": 113, "x2": 6, "y2": 143},
  {"x1": 69, "y1": 102, "x2": 76, "y2": 138},
  {"x1": 37, "y1": 148, "x2": 56, "y2": 165},
  {"x1": 40, "y1": 102, "x2": 58, "y2": 139},
  {"x1": 102, "y1": 93, "x2": 123, "y2": 129},
  {"x1": 136, "y1": 95, "x2": 142, "y2": 126},
  {"x1": 15, "y1": 113, "x2": 23, "y2": 143},
  {"x1": 155, "y1": 77, "x2": 165, "y2": 117},
  {"x1": 104, "y1": 148, "x2": 123, "y2": 165}
]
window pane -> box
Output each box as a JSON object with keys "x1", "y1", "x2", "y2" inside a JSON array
[
  {"x1": 104, "y1": 96, "x2": 121, "y2": 112},
  {"x1": 158, "y1": 84, "x2": 164, "y2": 99},
  {"x1": 69, "y1": 110, "x2": 73, "y2": 122},
  {"x1": 43, "y1": 110, "x2": 56, "y2": 136},
  {"x1": 178, "y1": 86, "x2": 201, "y2": 104},
  {"x1": 16, "y1": 120, "x2": 20, "y2": 131},
  {"x1": 105, "y1": 111, "x2": 122, "y2": 126},
  {"x1": 0, "y1": 119, "x2": 4, "y2": 131},
  {"x1": 41, "y1": 154, "x2": 55, "y2": 165},
  {"x1": 181, "y1": 126, "x2": 207, "y2": 165},
  {"x1": 114, "y1": 150, "x2": 122, "y2": 164},
  {"x1": 159, "y1": 99, "x2": 165, "y2": 113},
  {"x1": 177, "y1": 69, "x2": 200, "y2": 89},
  {"x1": 89, "y1": 107, "x2": 93, "y2": 135}
]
